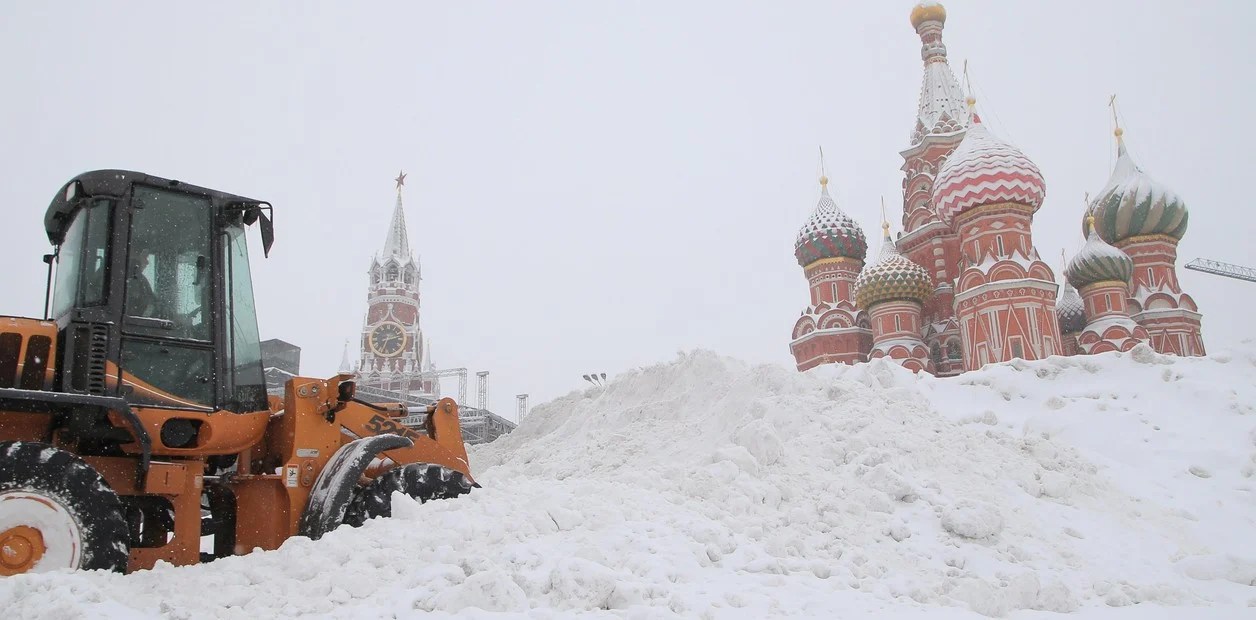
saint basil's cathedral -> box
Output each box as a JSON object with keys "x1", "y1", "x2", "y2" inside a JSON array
[{"x1": 789, "y1": 2, "x2": 1205, "y2": 375}]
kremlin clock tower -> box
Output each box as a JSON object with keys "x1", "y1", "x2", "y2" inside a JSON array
[{"x1": 357, "y1": 172, "x2": 434, "y2": 393}]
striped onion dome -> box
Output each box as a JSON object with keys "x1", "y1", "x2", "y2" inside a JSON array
[
  {"x1": 1056, "y1": 282, "x2": 1086, "y2": 334},
  {"x1": 1087, "y1": 132, "x2": 1188, "y2": 243},
  {"x1": 795, "y1": 178, "x2": 868, "y2": 267},
  {"x1": 1066, "y1": 222, "x2": 1134, "y2": 289},
  {"x1": 854, "y1": 229, "x2": 933, "y2": 309},
  {"x1": 932, "y1": 119, "x2": 1047, "y2": 228}
]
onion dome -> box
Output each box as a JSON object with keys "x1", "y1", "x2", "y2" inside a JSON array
[
  {"x1": 1086, "y1": 130, "x2": 1188, "y2": 243},
  {"x1": 1065, "y1": 218, "x2": 1134, "y2": 289},
  {"x1": 1056, "y1": 282, "x2": 1086, "y2": 334},
  {"x1": 932, "y1": 119, "x2": 1047, "y2": 229},
  {"x1": 854, "y1": 225, "x2": 934, "y2": 309},
  {"x1": 795, "y1": 177, "x2": 868, "y2": 266},
  {"x1": 910, "y1": 1, "x2": 947, "y2": 29}
]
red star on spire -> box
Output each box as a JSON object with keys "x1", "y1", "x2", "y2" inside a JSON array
[{"x1": 394, "y1": 170, "x2": 407, "y2": 190}]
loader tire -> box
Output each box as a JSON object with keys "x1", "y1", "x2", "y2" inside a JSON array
[
  {"x1": 0, "y1": 441, "x2": 130, "y2": 575},
  {"x1": 343, "y1": 464, "x2": 472, "y2": 526}
]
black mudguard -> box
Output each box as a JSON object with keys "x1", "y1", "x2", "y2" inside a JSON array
[{"x1": 296, "y1": 434, "x2": 413, "y2": 540}]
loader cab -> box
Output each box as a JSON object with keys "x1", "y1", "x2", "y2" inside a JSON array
[{"x1": 44, "y1": 170, "x2": 274, "y2": 414}]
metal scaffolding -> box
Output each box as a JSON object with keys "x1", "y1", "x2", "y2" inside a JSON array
[
  {"x1": 476, "y1": 371, "x2": 489, "y2": 410},
  {"x1": 516, "y1": 393, "x2": 529, "y2": 420}
]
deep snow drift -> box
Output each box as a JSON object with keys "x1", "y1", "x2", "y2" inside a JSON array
[{"x1": 1, "y1": 343, "x2": 1254, "y2": 618}]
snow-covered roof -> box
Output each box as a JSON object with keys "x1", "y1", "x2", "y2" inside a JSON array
[
  {"x1": 970, "y1": 245, "x2": 1041, "y2": 276},
  {"x1": 795, "y1": 181, "x2": 868, "y2": 266},
  {"x1": 872, "y1": 336, "x2": 928, "y2": 353},
  {"x1": 854, "y1": 231, "x2": 933, "y2": 308},
  {"x1": 932, "y1": 120, "x2": 1046, "y2": 228},
  {"x1": 381, "y1": 190, "x2": 416, "y2": 265},
  {"x1": 1087, "y1": 132, "x2": 1189, "y2": 243},
  {"x1": 1056, "y1": 282, "x2": 1086, "y2": 334},
  {"x1": 1066, "y1": 225, "x2": 1133, "y2": 289},
  {"x1": 1080, "y1": 314, "x2": 1142, "y2": 338}
]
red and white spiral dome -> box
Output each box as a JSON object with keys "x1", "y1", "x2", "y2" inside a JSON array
[{"x1": 931, "y1": 120, "x2": 1046, "y2": 228}]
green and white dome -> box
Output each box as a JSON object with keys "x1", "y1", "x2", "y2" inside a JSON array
[
  {"x1": 1066, "y1": 221, "x2": 1134, "y2": 289},
  {"x1": 1087, "y1": 131, "x2": 1189, "y2": 243}
]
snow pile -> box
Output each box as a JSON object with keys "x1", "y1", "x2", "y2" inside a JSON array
[{"x1": 1, "y1": 344, "x2": 1254, "y2": 618}]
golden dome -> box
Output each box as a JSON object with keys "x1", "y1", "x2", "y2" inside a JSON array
[{"x1": 910, "y1": 2, "x2": 947, "y2": 29}]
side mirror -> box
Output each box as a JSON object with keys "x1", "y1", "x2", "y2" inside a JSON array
[
  {"x1": 232, "y1": 201, "x2": 276, "y2": 257},
  {"x1": 259, "y1": 210, "x2": 274, "y2": 257}
]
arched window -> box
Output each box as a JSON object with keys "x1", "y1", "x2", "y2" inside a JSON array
[
  {"x1": 930, "y1": 342, "x2": 943, "y2": 365},
  {"x1": 386, "y1": 262, "x2": 399, "y2": 282},
  {"x1": 946, "y1": 340, "x2": 962, "y2": 360}
]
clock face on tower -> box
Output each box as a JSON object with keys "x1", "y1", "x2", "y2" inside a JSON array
[{"x1": 368, "y1": 322, "x2": 408, "y2": 357}]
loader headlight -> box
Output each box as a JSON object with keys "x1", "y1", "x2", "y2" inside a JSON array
[
  {"x1": 337, "y1": 380, "x2": 356, "y2": 402},
  {"x1": 160, "y1": 418, "x2": 200, "y2": 449}
]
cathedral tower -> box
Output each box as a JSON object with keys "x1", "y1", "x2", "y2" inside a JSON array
[
  {"x1": 854, "y1": 221, "x2": 934, "y2": 373},
  {"x1": 789, "y1": 175, "x2": 872, "y2": 370},
  {"x1": 358, "y1": 172, "x2": 433, "y2": 392},
  {"x1": 1065, "y1": 216, "x2": 1150, "y2": 354},
  {"x1": 1087, "y1": 127, "x2": 1204, "y2": 356},
  {"x1": 932, "y1": 112, "x2": 1062, "y2": 367},
  {"x1": 896, "y1": 1, "x2": 972, "y2": 376},
  {"x1": 1056, "y1": 252, "x2": 1086, "y2": 357}
]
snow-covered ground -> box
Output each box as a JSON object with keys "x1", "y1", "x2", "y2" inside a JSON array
[{"x1": 2, "y1": 343, "x2": 1254, "y2": 618}]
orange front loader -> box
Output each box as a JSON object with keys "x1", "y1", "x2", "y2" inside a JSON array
[{"x1": 0, "y1": 170, "x2": 476, "y2": 576}]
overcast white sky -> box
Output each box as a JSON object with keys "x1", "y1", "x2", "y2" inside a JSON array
[{"x1": 2, "y1": 1, "x2": 1253, "y2": 419}]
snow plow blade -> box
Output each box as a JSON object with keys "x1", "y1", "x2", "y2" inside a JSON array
[{"x1": 297, "y1": 434, "x2": 413, "y2": 540}]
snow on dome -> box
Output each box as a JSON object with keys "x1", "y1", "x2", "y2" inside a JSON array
[
  {"x1": 910, "y1": 1, "x2": 947, "y2": 28},
  {"x1": 931, "y1": 120, "x2": 1047, "y2": 229},
  {"x1": 794, "y1": 182, "x2": 868, "y2": 266},
  {"x1": 853, "y1": 232, "x2": 933, "y2": 309},
  {"x1": 1066, "y1": 224, "x2": 1134, "y2": 289},
  {"x1": 1087, "y1": 135, "x2": 1189, "y2": 243},
  {"x1": 1056, "y1": 281, "x2": 1086, "y2": 334}
]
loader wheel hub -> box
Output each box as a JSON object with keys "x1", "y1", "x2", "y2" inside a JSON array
[
  {"x1": 0, "y1": 491, "x2": 82, "y2": 575},
  {"x1": 0, "y1": 526, "x2": 45, "y2": 574}
]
